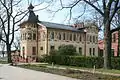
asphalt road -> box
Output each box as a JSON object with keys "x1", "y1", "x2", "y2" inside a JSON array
[{"x1": 0, "y1": 64, "x2": 79, "y2": 80}]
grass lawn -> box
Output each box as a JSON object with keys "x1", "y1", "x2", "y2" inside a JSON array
[
  {"x1": 53, "y1": 64, "x2": 120, "y2": 74},
  {"x1": 0, "y1": 60, "x2": 8, "y2": 64},
  {"x1": 17, "y1": 64, "x2": 120, "y2": 80}
]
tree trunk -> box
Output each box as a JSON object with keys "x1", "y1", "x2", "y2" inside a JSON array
[
  {"x1": 6, "y1": 43, "x2": 12, "y2": 63},
  {"x1": 104, "y1": 21, "x2": 112, "y2": 69},
  {"x1": 2, "y1": 51, "x2": 5, "y2": 57}
]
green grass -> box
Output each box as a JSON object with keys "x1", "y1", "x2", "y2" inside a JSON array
[
  {"x1": 0, "y1": 60, "x2": 8, "y2": 64},
  {"x1": 96, "y1": 69, "x2": 120, "y2": 74}
]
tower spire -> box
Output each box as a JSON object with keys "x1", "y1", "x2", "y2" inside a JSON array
[
  {"x1": 27, "y1": 3, "x2": 38, "y2": 23},
  {"x1": 28, "y1": 3, "x2": 34, "y2": 11}
]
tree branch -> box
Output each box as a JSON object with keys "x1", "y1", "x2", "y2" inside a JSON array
[
  {"x1": 83, "y1": 0, "x2": 104, "y2": 16},
  {"x1": 14, "y1": 11, "x2": 29, "y2": 24},
  {"x1": 110, "y1": 0, "x2": 119, "y2": 22},
  {"x1": 110, "y1": 26, "x2": 120, "y2": 33},
  {"x1": 0, "y1": 16, "x2": 7, "y2": 36}
]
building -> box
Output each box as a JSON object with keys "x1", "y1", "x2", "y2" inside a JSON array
[
  {"x1": 19, "y1": 4, "x2": 98, "y2": 61},
  {"x1": 98, "y1": 31, "x2": 119, "y2": 57}
]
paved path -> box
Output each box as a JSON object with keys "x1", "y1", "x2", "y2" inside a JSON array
[{"x1": 0, "y1": 64, "x2": 79, "y2": 80}]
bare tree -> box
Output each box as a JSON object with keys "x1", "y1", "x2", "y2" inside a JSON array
[
  {"x1": 41, "y1": 0, "x2": 120, "y2": 69},
  {"x1": 0, "y1": 0, "x2": 52, "y2": 63},
  {"x1": 0, "y1": 0, "x2": 28, "y2": 63}
]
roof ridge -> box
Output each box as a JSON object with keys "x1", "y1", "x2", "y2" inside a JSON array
[{"x1": 40, "y1": 21, "x2": 71, "y2": 27}]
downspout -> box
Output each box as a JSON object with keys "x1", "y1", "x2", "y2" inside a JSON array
[
  {"x1": 46, "y1": 29, "x2": 48, "y2": 55},
  {"x1": 36, "y1": 24, "x2": 39, "y2": 61},
  {"x1": 84, "y1": 32, "x2": 87, "y2": 56}
]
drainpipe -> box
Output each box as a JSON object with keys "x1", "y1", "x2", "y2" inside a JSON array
[
  {"x1": 36, "y1": 24, "x2": 39, "y2": 61},
  {"x1": 84, "y1": 30, "x2": 87, "y2": 56},
  {"x1": 46, "y1": 30, "x2": 48, "y2": 55}
]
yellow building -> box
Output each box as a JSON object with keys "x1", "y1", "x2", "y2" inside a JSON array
[{"x1": 20, "y1": 4, "x2": 98, "y2": 60}]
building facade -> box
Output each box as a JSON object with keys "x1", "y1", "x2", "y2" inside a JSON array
[
  {"x1": 20, "y1": 4, "x2": 98, "y2": 61},
  {"x1": 98, "y1": 31, "x2": 119, "y2": 57}
]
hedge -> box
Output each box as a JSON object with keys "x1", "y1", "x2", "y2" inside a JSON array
[{"x1": 38, "y1": 55, "x2": 120, "y2": 69}]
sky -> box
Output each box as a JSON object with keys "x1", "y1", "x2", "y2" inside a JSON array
[{"x1": 20, "y1": 0, "x2": 94, "y2": 25}]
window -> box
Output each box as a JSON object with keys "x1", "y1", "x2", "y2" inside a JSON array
[
  {"x1": 87, "y1": 35, "x2": 89, "y2": 41},
  {"x1": 59, "y1": 33, "x2": 61, "y2": 40},
  {"x1": 73, "y1": 34, "x2": 76, "y2": 41},
  {"x1": 51, "y1": 46, "x2": 54, "y2": 50},
  {"x1": 113, "y1": 34, "x2": 116, "y2": 42},
  {"x1": 40, "y1": 47, "x2": 43, "y2": 50},
  {"x1": 98, "y1": 49, "x2": 103, "y2": 57},
  {"x1": 89, "y1": 48, "x2": 92, "y2": 56},
  {"x1": 21, "y1": 34, "x2": 22, "y2": 40},
  {"x1": 67, "y1": 33, "x2": 69, "y2": 40},
  {"x1": 93, "y1": 48, "x2": 95, "y2": 56},
  {"x1": 38, "y1": 32, "x2": 40, "y2": 40},
  {"x1": 27, "y1": 33, "x2": 32, "y2": 40},
  {"x1": 51, "y1": 32, "x2": 54, "y2": 39},
  {"x1": 22, "y1": 47, "x2": 25, "y2": 58},
  {"x1": 79, "y1": 34, "x2": 82, "y2": 42},
  {"x1": 96, "y1": 36, "x2": 98, "y2": 43},
  {"x1": 90, "y1": 36, "x2": 92, "y2": 42},
  {"x1": 33, "y1": 33, "x2": 36, "y2": 40},
  {"x1": 23, "y1": 33, "x2": 25, "y2": 40},
  {"x1": 93, "y1": 36, "x2": 95, "y2": 43},
  {"x1": 34, "y1": 24, "x2": 36, "y2": 28},
  {"x1": 43, "y1": 32, "x2": 46, "y2": 40},
  {"x1": 63, "y1": 33, "x2": 65, "y2": 40},
  {"x1": 25, "y1": 33, "x2": 26, "y2": 40},
  {"x1": 70, "y1": 33, "x2": 72, "y2": 41},
  {"x1": 32, "y1": 47, "x2": 36, "y2": 55},
  {"x1": 79, "y1": 47, "x2": 82, "y2": 55}
]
